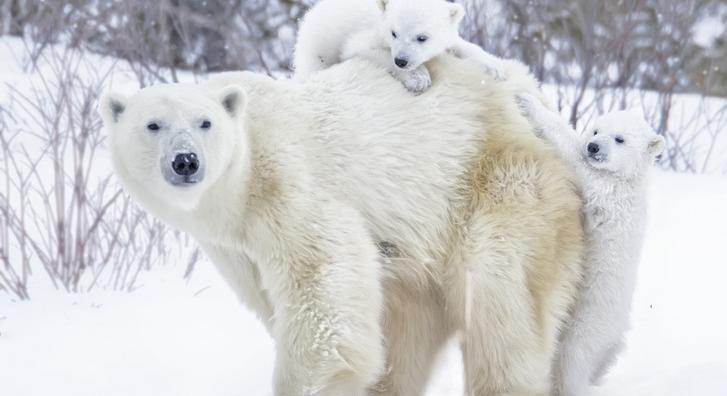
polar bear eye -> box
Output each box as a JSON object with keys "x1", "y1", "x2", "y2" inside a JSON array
[
  {"x1": 615, "y1": 137, "x2": 625, "y2": 144},
  {"x1": 392, "y1": 31, "x2": 397, "y2": 39},
  {"x1": 417, "y1": 35, "x2": 429, "y2": 43},
  {"x1": 147, "y1": 122, "x2": 161, "y2": 132},
  {"x1": 593, "y1": 130, "x2": 598, "y2": 136},
  {"x1": 200, "y1": 120, "x2": 212, "y2": 129}
]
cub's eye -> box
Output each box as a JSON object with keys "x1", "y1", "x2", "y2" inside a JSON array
[
  {"x1": 147, "y1": 122, "x2": 161, "y2": 132},
  {"x1": 392, "y1": 31, "x2": 397, "y2": 39},
  {"x1": 200, "y1": 120, "x2": 212, "y2": 129},
  {"x1": 417, "y1": 35, "x2": 429, "y2": 43},
  {"x1": 615, "y1": 137, "x2": 625, "y2": 144},
  {"x1": 593, "y1": 130, "x2": 598, "y2": 136}
]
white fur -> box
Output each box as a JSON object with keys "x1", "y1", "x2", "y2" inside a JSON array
[
  {"x1": 100, "y1": 57, "x2": 585, "y2": 395},
  {"x1": 292, "y1": 0, "x2": 506, "y2": 93},
  {"x1": 517, "y1": 94, "x2": 665, "y2": 396}
]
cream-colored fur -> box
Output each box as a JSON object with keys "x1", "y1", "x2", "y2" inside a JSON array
[{"x1": 100, "y1": 55, "x2": 584, "y2": 396}]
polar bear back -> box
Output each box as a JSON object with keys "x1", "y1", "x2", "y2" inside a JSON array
[
  {"x1": 181, "y1": 56, "x2": 586, "y2": 389},
  {"x1": 207, "y1": 55, "x2": 582, "y2": 287}
]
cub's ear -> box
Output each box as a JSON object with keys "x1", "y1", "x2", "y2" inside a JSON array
[
  {"x1": 648, "y1": 134, "x2": 666, "y2": 159},
  {"x1": 98, "y1": 92, "x2": 128, "y2": 125},
  {"x1": 448, "y1": 2, "x2": 465, "y2": 26},
  {"x1": 218, "y1": 85, "x2": 247, "y2": 118},
  {"x1": 377, "y1": 0, "x2": 388, "y2": 12}
]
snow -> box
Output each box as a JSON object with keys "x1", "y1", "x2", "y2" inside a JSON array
[
  {"x1": 1, "y1": 36, "x2": 727, "y2": 395},
  {"x1": 0, "y1": 265, "x2": 275, "y2": 396}
]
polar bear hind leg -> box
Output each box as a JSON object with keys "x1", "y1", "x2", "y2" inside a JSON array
[
  {"x1": 370, "y1": 276, "x2": 450, "y2": 395},
  {"x1": 445, "y1": 212, "x2": 550, "y2": 396}
]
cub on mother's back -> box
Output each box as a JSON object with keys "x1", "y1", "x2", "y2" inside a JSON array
[{"x1": 294, "y1": 0, "x2": 507, "y2": 93}]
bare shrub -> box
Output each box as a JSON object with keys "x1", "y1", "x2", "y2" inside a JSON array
[
  {"x1": 0, "y1": 0, "x2": 313, "y2": 78},
  {"x1": 0, "y1": 43, "x2": 198, "y2": 299}
]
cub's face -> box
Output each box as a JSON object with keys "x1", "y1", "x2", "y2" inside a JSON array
[
  {"x1": 379, "y1": 0, "x2": 464, "y2": 71},
  {"x1": 581, "y1": 110, "x2": 665, "y2": 177},
  {"x1": 99, "y1": 84, "x2": 246, "y2": 212}
]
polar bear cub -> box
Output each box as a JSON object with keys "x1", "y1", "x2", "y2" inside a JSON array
[
  {"x1": 517, "y1": 94, "x2": 665, "y2": 396},
  {"x1": 293, "y1": 0, "x2": 506, "y2": 93}
]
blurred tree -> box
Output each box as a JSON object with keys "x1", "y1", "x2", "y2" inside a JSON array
[
  {"x1": 0, "y1": 0, "x2": 724, "y2": 96},
  {"x1": 687, "y1": 0, "x2": 727, "y2": 97}
]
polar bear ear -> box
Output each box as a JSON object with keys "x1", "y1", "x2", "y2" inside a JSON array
[
  {"x1": 98, "y1": 92, "x2": 128, "y2": 125},
  {"x1": 376, "y1": 0, "x2": 388, "y2": 12},
  {"x1": 448, "y1": 2, "x2": 465, "y2": 26},
  {"x1": 648, "y1": 135, "x2": 666, "y2": 159},
  {"x1": 218, "y1": 85, "x2": 247, "y2": 118}
]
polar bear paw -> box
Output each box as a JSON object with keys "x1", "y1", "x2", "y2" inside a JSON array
[
  {"x1": 483, "y1": 63, "x2": 507, "y2": 81},
  {"x1": 516, "y1": 93, "x2": 548, "y2": 120},
  {"x1": 516, "y1": 93, "x2": 552, "y2": 137},
  {"x1": 395, "y1": 65, "x2": 432, "y2": 95}
]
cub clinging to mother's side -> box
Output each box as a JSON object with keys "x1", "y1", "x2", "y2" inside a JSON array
[{"x1": 519, "y1": 93, "x2": 664, "y2": 396}]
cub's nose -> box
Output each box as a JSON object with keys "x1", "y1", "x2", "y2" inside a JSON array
[
  {"x1": 394, "y1": 57, "x2": 408, "y2": 68},
  {"x1": 172, "y1": 153, "x2": 200, "y2": 176},
  {"x1": 587, "y1": 143, "x2": 600, "y2": 154}
]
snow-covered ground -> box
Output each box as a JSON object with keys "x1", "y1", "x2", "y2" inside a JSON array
[
  {"x1": 1, "y1": 36, "x2": 727, "y2": 395},
  {"x1": 2, "y1": 171, "x2": 726, "y2": 396}
]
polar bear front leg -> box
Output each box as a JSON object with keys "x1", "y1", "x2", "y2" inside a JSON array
[
  {"x1": 199, "y1": 243, "x2": 275, "y2": 332},
  {"x1": 255, "y1": 203, "x2": 385, "y2": 396},
  {"x1": 516, "y1": 93, "x2": 581, "y2": 163},
  {"x1": 448, "y1": 38, "x2": 507, "y2": 81}
]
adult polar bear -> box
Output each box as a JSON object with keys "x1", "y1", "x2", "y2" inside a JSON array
[{"x1": 100, "y1": 55, "x2": 584, "y2": 395}]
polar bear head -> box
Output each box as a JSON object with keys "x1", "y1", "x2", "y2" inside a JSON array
[
  {"x1": 378, "y1": 0, "x2": 465, "y2": 71},
  {"x1": 99, "y1": 84, "x2": 247, "y2": 212},
  {"x1": 583, "y1": 110, "x2": 665, "y2": 177}
]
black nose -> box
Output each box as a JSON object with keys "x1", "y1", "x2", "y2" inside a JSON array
[
  {"x1": 172, "y1": 153, "x2": 199, "y2": 176},
  {"x1": 394, "y1": 58, "x2": 408, "y2": 68},
  {"x1": 587, "y1": 143, "x2": 600, "y2": 154}
]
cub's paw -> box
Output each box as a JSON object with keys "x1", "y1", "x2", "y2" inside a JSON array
[
  {"x1": 398, "y1": 66, "x2": 432, "y2": 95},
  {"x1": 484, "y1": 63, "x2": 507, "y2": 81},
  {"x1": 516, "y1": 93, "x2": 550, "y2": 138},
  {"x1": 516, "y1": 93, "x2": 544, "y2": 119}
]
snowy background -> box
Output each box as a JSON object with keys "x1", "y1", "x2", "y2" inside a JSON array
[{"x1": 1, "y1": 1, "x2": 727, "y2": 395}]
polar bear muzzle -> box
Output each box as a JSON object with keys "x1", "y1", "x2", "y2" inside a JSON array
[{"x1": 160, "y1": 132, "x2": 206, "y2": 187}]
